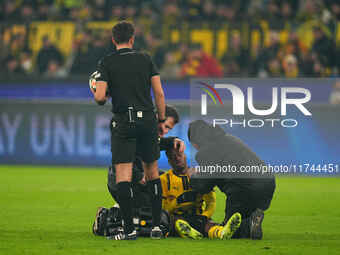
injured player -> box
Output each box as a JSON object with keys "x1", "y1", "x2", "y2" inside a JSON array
[
  {"x1": 92, "y1": 146, "x2": 241, "y2": 240},
  {"x1": 161, "y1": 148, "x2": 241, "y2": 240}
]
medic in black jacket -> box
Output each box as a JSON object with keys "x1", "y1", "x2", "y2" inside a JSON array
[{"x1": 188, "y1": 120, "x2": 276, "y2": 240}]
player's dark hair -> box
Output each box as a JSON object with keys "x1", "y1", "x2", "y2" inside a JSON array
[
  {"x1": 112, "y1": 21, "x2": 135, "y2": 44},
  {"x1": 165, "y1": 105, "x2": 180, "y2": 124}
]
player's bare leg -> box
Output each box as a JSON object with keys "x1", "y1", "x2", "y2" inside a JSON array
[{"x1": 143, "y1": 160, "x2": 163, "y2": 239}]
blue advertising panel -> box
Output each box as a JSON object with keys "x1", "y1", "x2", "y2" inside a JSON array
[
  {"x1": 0, "y1": 101, "x2": 339, "y2": 174},
  {"x1": 0, "y1": 79, "x2": 335, "y2": 102}
]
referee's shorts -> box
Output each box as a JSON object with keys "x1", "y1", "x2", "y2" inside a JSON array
[{"x1": 110, "y1": 111, "x2": 160, "y2": 164}]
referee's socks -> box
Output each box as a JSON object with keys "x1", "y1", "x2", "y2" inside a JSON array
[
  {"x1": 116, "y1": 181, "x2": 135, "y2": 234},
  {"x1": 147, "y1": 178, "x2": 163, "y2": 227}
]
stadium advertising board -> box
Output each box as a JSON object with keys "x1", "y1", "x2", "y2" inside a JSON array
[
  {"x1": 0, "y1": 94, "x2": 340, "y2": 174},
  {"x1": 189, "y1": 78, "x2": 340, "y2": 177}
]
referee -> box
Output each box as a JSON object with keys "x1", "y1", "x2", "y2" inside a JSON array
[{"x1": 90, "y1": 21, "x2": 166, "y2": 240}]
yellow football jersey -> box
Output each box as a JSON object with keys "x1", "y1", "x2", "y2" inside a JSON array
[{"x1": 160, "y1": 169, "x2": 216, "y2": 218}]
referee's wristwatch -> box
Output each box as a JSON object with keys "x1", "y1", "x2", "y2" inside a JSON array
[{"x1": 158, "y1": 118, "x2": 166, "y2": 123}]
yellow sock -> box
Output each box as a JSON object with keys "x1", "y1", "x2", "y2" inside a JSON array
[{"x1": 208, "y1": 225, "x2": 223, "y2": 239}]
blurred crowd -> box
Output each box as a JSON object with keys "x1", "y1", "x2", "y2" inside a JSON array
[
  {"x1": 1, "y1": 0, "x2": 340, "y2": 79},
  {"x1": 2, "y1": 0, "x2": 340, "y2": 24}
]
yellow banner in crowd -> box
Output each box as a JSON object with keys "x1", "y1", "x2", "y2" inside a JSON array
[{"x1": 1, "y1": 20, "x2": 340, "y2": 59}]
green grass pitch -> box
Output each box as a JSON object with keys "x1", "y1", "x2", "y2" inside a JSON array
[{"x1": 0, "y1": 165, "x2": 339, "y2": 255}]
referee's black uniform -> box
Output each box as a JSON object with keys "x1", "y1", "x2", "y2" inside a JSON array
[
  {"x1": 96, "y1": 48, "x2": 160, "y2": 164},
  {"x1": 91, "y1": 22, "x2": 165, "y2": 240}
]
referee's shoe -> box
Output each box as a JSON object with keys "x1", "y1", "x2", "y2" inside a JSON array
[{"x1": 108, "y1": 230, "x2": 137, "y2": 241}]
